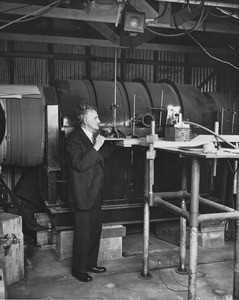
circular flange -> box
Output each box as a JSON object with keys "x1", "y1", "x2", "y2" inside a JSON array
[{"x1": 138, "y1": 272, "x2": 153, "y2": 280}]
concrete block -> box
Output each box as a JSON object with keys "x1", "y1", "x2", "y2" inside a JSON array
[
  {"x1": 98, "y1": 237, "x2": 122, "y2": 260},
  {"x1": 0, "y1": 213, "x2": 24, "y2": 286},
  {"x1": 198, "y1": 231, "x2": 225, "y2": 248},
  {"x1": 198, "y1": 221, "x2": 225, "y2": 248},
  {"x1": 56, "y1": 225, "x2": 126, "y2": 260},
  {"x1": 155, "y1": 220, "x2": 189, "y2": 247},
  {"x1": 56, "y1": 230, "x2": 74, "y2": 260},
  {"x1": 101, "y1": 225, "x2": 126, "y2": 238},
  {"x1": 0, "y1": 269, "x2": 6, "y2": 299}
]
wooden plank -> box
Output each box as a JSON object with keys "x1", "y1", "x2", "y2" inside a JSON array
[
  {"x1": 134, "y1": 0, "x2": 159, "y2": 19},
  {"x1": 87, "y1": 22, "x2": 120, "y2": 45},
  {"x1": 154, "y1": 0, "x2": 239, "y2": 9},
  {"x1": 192, "y1": 134, "x2": 239, "y2": 143},
  {"x1": 0, "y1": 213, "x2": 24, "y2": 286},
  {"x1": 0, "y1": 32, "x2": 232, "y2": 55}
]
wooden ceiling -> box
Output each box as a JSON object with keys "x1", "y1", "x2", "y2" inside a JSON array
[{"x1": 0, "y1": 0, "x2": 239, "y2": 54}]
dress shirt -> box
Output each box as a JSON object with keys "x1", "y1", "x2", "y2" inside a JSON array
[{"x1": 81, "y1": 127, "x2": 94, "y2": 144}]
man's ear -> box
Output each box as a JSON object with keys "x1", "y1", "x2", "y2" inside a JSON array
[{"x1": 83, "y1": 117, "x2": 87, "y2": 125}]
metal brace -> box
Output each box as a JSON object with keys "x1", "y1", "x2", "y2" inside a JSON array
[{"x1": 0, "y1": 234, "x2": 20, "y2": 256}]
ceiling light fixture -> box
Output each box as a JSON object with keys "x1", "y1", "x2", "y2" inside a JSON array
[{"x1": 124, "y1": 11, "x2": 146, "y2": 36}]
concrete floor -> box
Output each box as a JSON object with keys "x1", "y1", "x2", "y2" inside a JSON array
[{"x1": 7, "y1": 226, "x2": 236, "y2": 300}]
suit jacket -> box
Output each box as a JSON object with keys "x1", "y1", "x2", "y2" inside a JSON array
[{"x1": 66, "y1": 127, "x2": 105, "y2": 211}]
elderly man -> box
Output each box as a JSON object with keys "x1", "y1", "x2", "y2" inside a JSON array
[{"x1": 66, "y1": 104, "x2": 113, "y2": 282}]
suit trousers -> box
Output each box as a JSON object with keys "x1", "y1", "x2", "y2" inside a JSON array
[{"x1": 72, "y1": 189, "x2": 102, "y2": 274}]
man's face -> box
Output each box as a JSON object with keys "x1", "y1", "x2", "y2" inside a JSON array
[{"x1": 84, "y1": 109, "x2": 100, "y2": 133}]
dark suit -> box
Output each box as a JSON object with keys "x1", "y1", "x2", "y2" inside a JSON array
[{"x1": 66, "y1": 127, "x2": 110, "y2": 274}]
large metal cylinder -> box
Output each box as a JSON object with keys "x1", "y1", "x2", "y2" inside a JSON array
[
  {"x1": 0, "y1": 93, "x2": 45, "y2": 166},
  {"x1": 0, "y1": 101, "x2": 5, "y2": 146},
  {"x1": 1, "y1": 80, "x2": 239, "y2": 166}
]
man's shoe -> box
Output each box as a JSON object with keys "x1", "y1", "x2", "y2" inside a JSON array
[
  {"x1": 88, "y1": 266, "x2": 107, "y2": 273},
  {"x1": 72, "y1": 271, "x2": 92, "y2": 282}
]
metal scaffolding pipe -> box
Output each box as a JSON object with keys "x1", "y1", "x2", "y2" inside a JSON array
[
  {"x1": 188, "y1": 158, "x2": 200, "y2": 300},
  {"x1": 184, "y1": 191, "x2": 236, "y2": 213},
  {"x1": 233, "y1": 167, "x2": 239, "y2": 299},
  {"x1": 153, "y1": 190, "x2": 186, "y2": 199},
  {"x1": 178, "y1": 199, "x2": 188, "y2": 273},
  {"x1": 140, "y1": 158, "x2": 152, "y2": 279},
  {"x1": 153, "y1": 196, "x2": 190, "y2": 220},
  {"x1": 199, "y1": 197, "x2": 237, "y2": 212},
  {"x1": 178, "y1": 161, "x2": 188, "y2": 274},
  {"x1": 198, "y1": 211, "x2": 239, "y2": 223}
]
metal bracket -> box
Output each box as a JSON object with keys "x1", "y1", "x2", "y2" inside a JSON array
[{"x1": 0, "y1": 234, "x2": 20, "y2": 256}]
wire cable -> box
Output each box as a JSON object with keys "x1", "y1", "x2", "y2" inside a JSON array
[
  {"x1": 146, "y1": 4, "x2": 208, "y2": 38},
  {"x1": 0, "y1": 0, "x2": 62, "y2": 30},
  {"x1": 184, "y1": 30, "x2": 239, "y2": 71},
  {"x1": 184, "y1": 120, "x2": 238, "y2": 149}
]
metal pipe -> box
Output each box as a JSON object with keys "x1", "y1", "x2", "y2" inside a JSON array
[
  {"x1": 148, "y1": 121, "x2": 156, "y2": 207},
  {"x1": 198, "y1": 196, "x2": 236, "y2": 213},
  {"x1": 155, "y1": 0, "x2": 239, "y2": 9},
  {"x1": 153, "y1": 190, "x2": 186, "y2": 199},
  {"x1": 233, "y1": 143, "x2": 239, "y2": 195},
  {"x1": 140, "y1": 159, "x2": 152, "y2": 279},
  {"x1": 153, "y1": 196, "x2": 190, "y2": 220},
  {"x1": 178, "y1": 160, "x2": 187, "y2": 273},
  {"x1": 148, "y1": 143, "x2": 155, "y2": 207},
  {"x1": 233, "y1": 166, "x2": 239, "y2": 299},
  {"x1": 184, "y1": 192, "x2": 236, "y2": 213},
  {"x1": 141, "y1": 199, "x2": 151, "y2": 278},
  {"x1": 178, "y1": 199, "x2": 187, "y2": 273},
  {"x1": 198, "y1": 211, "x2": 239, "y2": 223},
  {"x1": 220, "y1": 161, "x2": 228, "y2": 205},
  {"x1": 188, "y1": 158, "x2": 200, "y2": 300}
]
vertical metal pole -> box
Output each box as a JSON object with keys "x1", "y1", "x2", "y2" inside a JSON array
[
  {"x1": 140, "y1": 121, "x2": 156, "y2": 280},
  {"x1": 188, "y1": 158, "x2": 200, "y2": 300},
  {"x1": 233, "y1": 161, "x2": 239, "y2": 299},
  {"x1": 139, "y1": 159, "x2": 152, "y2": 279},
  {"x1": 177, "y1": 159, "x2": 188, "y2": 274}
]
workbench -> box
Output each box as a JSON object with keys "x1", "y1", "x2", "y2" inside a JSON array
[
  {"x1": 141, "y1": 136, "x2": 239, "y2": 300},
  {"x1": 110, "y1": 134, "x2": 239, "y2": 300}
]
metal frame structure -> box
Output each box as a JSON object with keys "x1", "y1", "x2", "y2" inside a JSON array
[{"x1": 140, "y1": 125, "x2": 239, "y2": 300}]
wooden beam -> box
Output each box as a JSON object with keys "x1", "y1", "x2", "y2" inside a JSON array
[
  {"x1": 86, "y1": 22, "x2": 120, "y2": 45},
  {"x1": 155, "y1": 0, "x2": 239, "y2": 9},
  {"x1": 0, "y1": 32, "x2": 234, "y2": 56},
  {"x1": 0, "y1": 2, "x2": 118, "y2": 23},
  {"x1": 134, "y1": 0, "x2": 159, "y2": 19},
  {"x1": 1, "y1": 2, "x2": 238, "y2": 35},
  {"x1": 120, "y1": 30, "x2": 156, "y2": 49},
  {"x1": 148, "y1": 19, "x2": 239, "y2": 35}
]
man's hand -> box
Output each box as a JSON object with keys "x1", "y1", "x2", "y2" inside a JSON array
[{"x1": 93, "y1": 134, "x2": 105, "y2": 151}]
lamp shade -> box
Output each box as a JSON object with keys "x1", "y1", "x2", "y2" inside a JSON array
[{"x1": 124, "y1": 11, "x2": 145, "y2": 33}]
